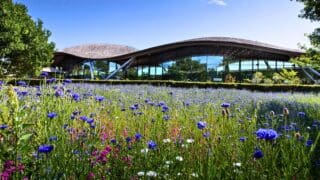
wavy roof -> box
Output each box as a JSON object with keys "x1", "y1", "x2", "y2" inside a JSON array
[{"x1": 53, "y1": 37, "x2": 304, "y2": 67}]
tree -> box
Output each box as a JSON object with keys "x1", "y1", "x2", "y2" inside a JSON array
[
  {"x1": 167, "y1": 58, "x2": 207, "y2": 81},
  {"x1": 291, "y1": 0, "x2": 320, "y2": 69},
  {"x1": 0, "y1": 0, "x2": 55, "y2": 77}
]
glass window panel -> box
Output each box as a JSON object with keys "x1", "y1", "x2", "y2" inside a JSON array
[{"x1": 241, "y1": 60, "x2": 252, "y2": 71}]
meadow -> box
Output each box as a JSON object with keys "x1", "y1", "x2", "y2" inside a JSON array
[{"x1": 0, "y1": 79, "x2": 320, "y2": 179}]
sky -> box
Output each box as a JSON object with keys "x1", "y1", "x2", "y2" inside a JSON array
[{"x1": 14, "y1": 0, "x2": 319, "y2": 51}]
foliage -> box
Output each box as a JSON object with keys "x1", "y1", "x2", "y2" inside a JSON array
[
  {"x1": 0, "y1": 81, "x2": 320, "y2": 179},
  {"x1": 167, "y1": 58, "x2": 207, "y2": 81},
  {"x1": 224, "y1": 73, "x2": 236, "y2": 83},
  {"x1": 0, "y1": 0, "x2": 55, "y2": 77},
  {"x1": 273, "y1": 69, "x2": 301, "y2": 84},
  {"x1": 251, "y1": 72, "x2": 265, "y2": 84},
  {"x1": 291, "y1": 0, "x2": 320, "y2": 69}
]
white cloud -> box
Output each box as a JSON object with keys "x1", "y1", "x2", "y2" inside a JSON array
[{"x1": 207, "y1": 0, "x2": 227, "y2": 6}]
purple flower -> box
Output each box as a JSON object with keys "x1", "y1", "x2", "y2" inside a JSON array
[
  {"x1": 148, "y1": 140, "x2": 157, "y2": 150},
  {"x1": 162, "y1": 105, "x2": 169, "y2": 112},
  {"x1": 135, "y1": 133, "x2": 142, "y2": 141},
  {"x1": 86, "y1": 118, "x2": 94, "y2": 124},
  {"x1": 158, "y1": 101, "x2": 166, "y2": 107},
  {"x1": 0, "y1": 124, "x2": 8, "y2": 130},
  {"x1": 38, "y1": 144, "x2": 54, "y2": 153},
  {"x1": 95, "y1": 96, "x2": 105, "y2": 102},
  {"x1": 129, "y1": 105, "x2": 137, "y2": 110},
  {"x1": 49, "y1": 136, "x2": 58, "y2": 141},
  {"x1": 46, "y1": 78, "x2": 56, "y2": 84},
  {"x1": 203, "y1": 132, "x2": 210, "y2": 138},
  {"x1": 17, "y1": 81, "x2": 27, "y2": 87},
  {"x1": 221, "y1": 102, "x2": 230, "y2": 108},
  {"x1": 126, "y1": 137, "x2": 132, "y2": 143},
  {"x1": 47, "y1": 112, "x2": 57, "y2": 119},
  {"x1": 80, "y1": 116, "x2": 89, "y2": 121},
  {"x1": 55, "y1": 89, "x2": 63, "y2": 97},
  {"x1": 256, "y1": 128, "x2": 278, "y2": 140},
  {"x1": 40, "y1": 71, "x2": 49, "y2": 78},
  {"x1": 72, "y1": 93, "x2": 80, "y2": 101},
  {"x1": 197, "y1": 121, "x2": 207, "y2": 130},
  {"x1": 63, "y1": 79, "x2": 72, "y2": 83},
  {"x1": 298, "y1": 112, "x2": 306, "y2": 118},
  {"x1": 239, "y1": 137, "x2": 247, "y2": 142},
  {"x1": 306, "y1": 139, "x2": 313, "y2": 147},
  {"x1": 253, "y1": 148, "x2": 263, "y2": 159},
  {"x1": 163, "y1": 115, "x2": 170, "y2": 121}
]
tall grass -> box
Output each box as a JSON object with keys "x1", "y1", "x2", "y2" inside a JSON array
[{"x1": 0, "y1": 80, "x2": 319, "y2": 179}]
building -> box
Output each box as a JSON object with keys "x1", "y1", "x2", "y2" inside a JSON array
[{"x1": 52, "y1": 37, "x2": 306, "y2": 82}]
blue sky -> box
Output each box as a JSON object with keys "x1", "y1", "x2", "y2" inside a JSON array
[{"x1": 15, "y1": 0, "x2": 318, "y2": 50}]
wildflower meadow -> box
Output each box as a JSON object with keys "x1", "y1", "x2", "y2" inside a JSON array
[{"x1": 0, "y1": 79, "x2": 320, "y2": 179}]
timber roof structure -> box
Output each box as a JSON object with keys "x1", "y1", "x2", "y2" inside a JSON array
[{"x1": 53, "y1": 37, "x2": 304, "y2": 69}]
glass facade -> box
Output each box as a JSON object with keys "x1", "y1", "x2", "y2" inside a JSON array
[{"x1": 65, "y1": 56, "x2": 297, "y2": 82}]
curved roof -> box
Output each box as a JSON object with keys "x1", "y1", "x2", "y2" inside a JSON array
[
  {"x1": 53, "y1": 37, "x2": 304, "y2": 67},
  {"x1": 57, "y1": 44, "x2": 137, "y2": 59}
]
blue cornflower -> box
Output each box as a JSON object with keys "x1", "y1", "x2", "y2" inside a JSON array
[
  {"x1": 38, "y1": 145, "x2": 54, "y2": 153},
  {"x1": 0, "y1": 124, "x2": 8, "y2": 130},
  {"x1": 47, "y1": 112, "x2": 57, "y2": 119},
  {"x1": 63, "y1": 79, "x2": 72, "y2": 83},
  {"x1": 239, "y1": 137, "x2": 247, "y2": 142},
  {"x1": 130, "y1": 105, "x2": 137, "y2": 110},
  {"x1": 17, "y1": 81, "x2": 27, "y2": 87},
  {"x1": 49, "y1": 136, "x2": 58, "y2": 141},
  {"x1": 298, "y1": 112, "x2": 306, "y2": 118},
  {"x1": 253, "y1": 148, "x2": 263, "y2": 159},
  {"x1": 203, "y1": 132, "x2": 210, "y2": 138},
  {"x1": 135, "y1": 133, "x2": 142, "y2": 141},
  {"x1": 197, "y1": 121, "x2": 207, "y2": 130},
  {"x1": 148, "y1": 140, "x2": 157, "y2": 150},
  {"x1": 72, "y1": 93, "x2": 80, "y2": 101},
  {"x1": 110, "y1": 139, "x2": 117, "y2": 144},
  {"x1": 256, "y1": 128, "x2": 278, "y2": 140},
  {"x1": 0, "y1": 80, "x2": 3, "y2": 86},
  {"x1": 46, "y1": 78, "x2": 56, "y2": 84},
  {"x1": 40, "y1": 71, "x2": 49, "y2": 78},
  {"x1": 126, "y1": 137, "x2": 132, "y2": 143},
  {"x1": 80, "y1": 116, "x2": 89, "y2": 121},
  {"x1": 306, "y1": 140, "x2": 313, "y2": 147},
  {"x1": 73, "y1": 111, "x2": 81, "y2": 115},
  {"x1": 86, "y1": 118, "x2": 94, "y2": 124},
  {"x1": 163, "y1": 115, "x2": 170, "y2": 121},
  {"x1": 221, "y1": 102, "x2": 230, "y2": 108},
  {"x1": 158, "y1": 101, "x2": 166, "y2": 107},
  {"x1": 70, "y1": 115, "x2": 75, "y2": 120},
  {"x1": 95, "y1": 95, "x2": 105, "y2": 102},
  {"x1": 55, "y1": 89, "x2": 63, "y2": 97},
  {"x1": 36, "y1": 92, "x2": 42, "y2": 96},
  {"x1": 162, "y1": 105, "x2": 169, "y2": 112}
]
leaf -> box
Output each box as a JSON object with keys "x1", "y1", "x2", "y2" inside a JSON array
[{"x1": 19, "y1": 133, "x2": 33, "y2": 142}]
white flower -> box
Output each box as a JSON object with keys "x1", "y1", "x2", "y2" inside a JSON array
[
  {"x1": 233, "y1": 162, "x2": 241, "y2": 167},
  {"x1": 165, "y1": 160, "x2": 173, "y2": 164},
  {"x1": 191, "y1": 173, "x2": 199, "y2": 177},
  {"x1": 186, "y1": 138, "x2": 194, "y2": 143},
  {"x1": 176, "y1": 156, "x2": 183, "y2": 161},
  {"x1": 146, "y1": 171, "x2": 157, "y2": 177},
  {"x1": 137, "y1": 171, "x2": 145, "y2": 176},
  {"x1": 163, "y1": 138, "x2": 171, "y2": 143},
  {"x1": 177, "y1": 172, "x2": 182, "y2": 176},
  {"x1": 141, "y1": 148, "x2": 149, "y2": 154}
]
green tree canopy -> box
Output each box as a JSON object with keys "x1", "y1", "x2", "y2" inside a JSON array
[
  {"x1": 291, "y1": 0, "x2": 320, "y2": 70},
  {"x1": 0, "y1": 0, "x2": 55, "y2": 77},
  {"x1": 167, "y1": 58, "x2": 207, "y2": 81}
]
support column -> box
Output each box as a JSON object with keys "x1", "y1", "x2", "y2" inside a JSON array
[{"x1": 239, "y1": 60, "x2": 242, "y2": 82}]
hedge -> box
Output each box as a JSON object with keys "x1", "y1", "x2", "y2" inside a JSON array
[{"x1": 3, "y1": 78, "x2": 320, "y2": 93}]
